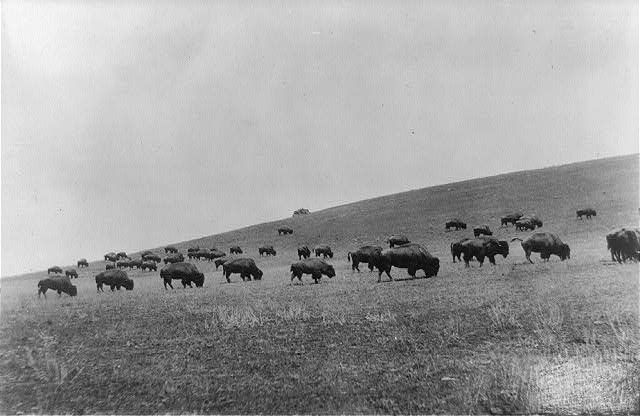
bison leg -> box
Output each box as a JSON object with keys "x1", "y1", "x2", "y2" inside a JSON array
[
  {"x1": 463, "y1": 253, "x2": 471, "y2": 268},
  {"x1": 353, "y1": 261, "x2": 360, "y2": 272},
  {"x1": 38, "y1": 287, "x2": 47, "y2": 298},
  {"x1": 488, "y1": 255, "x2": 496, "y2": 266},
  {"x1": 57, "y1": 290, "x2": 62, "y2": 296},
  {"x1": 525, "y1": 249, "x2": 533, "y2": 264},
  {"x1": 407, "y1": 267, "x2": 416, "y2": 277}
]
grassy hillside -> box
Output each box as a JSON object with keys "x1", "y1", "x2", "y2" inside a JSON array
[{"x1": 0, "y1": 154, "x2": 638, "y2": 414}]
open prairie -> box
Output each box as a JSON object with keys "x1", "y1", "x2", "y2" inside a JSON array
[{"x1": 1, "y1": 154, "x2": 638, "y2": 414}]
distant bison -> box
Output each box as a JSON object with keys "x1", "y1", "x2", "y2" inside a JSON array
[
  {"x1": 160, "y1": 262, "x2": 205, "y2": 289},
  {"x1": 140, "y1": 250, "x2": 154, "y2": 257},
  {"x1": 164, "y1": 246, "x2": 178, "y2": 253},
  {"x1": 117, "y1": 260, "x2": 130, "y2": 269},
  {"x1": 347, "y1": 245, "x2": 383, "y2": 272},
  {"x1": 445, "y1": 219, "x2": 467, "y2": 231},
  {"x1": 370, "y1": 244, "x2": 440, "y2": 283},
  {"x1": 187, "y1": 247, "x2": 200, "y2": 253},
  {"x1": 116, "y1": 252, "x2": 128, "y2": 260},
  {"x1": 297, "y1": 246, "x2": 311, "y2": 260},
  {"x1": 214, "y1": 258, "x2": 228, "y2": 270},
  {"x1": 95, "y1": 269, "x2": 134, "y2": 292},
  {"x1": 500, "y1": 213, "x2": 523, "y2": 227},
  {"x1": 104, "y1": 252, "x2": 118, "y2": 262},
  {"x1": 209, "y1": 249, "x2": 226, "y2": 259},
  {"x1": 515, "y1": 218, "x2": 537, "y2": 231},
  {"x1": 47, "y1": 266, "x2": 63, "y2": 275},
  {"x1": 141, "y1": 261, "x2": 157, "y2": 272},
  {"x1": 105, "y1": 263, "x2": 116, "y2": 270},
  {"x1": 290, "y1": 258, "x2": 336, "y2": 284},
  {"x1": 142, "y1": 253, "x2": 161, "y2": 263},
  {"x1": 459, "y1": 237, "x2": 509, "y2": 267},
  {"x1": 128, "y1": 259, "x2": 143, "y2": 269},
  {"x1": 576, "y1": 208, "x2": 597, "y2": 219},
  {"x1": 222, "y1": 258, "x2": 263, "y2": 283},
  {"x1": 314, "y1": 245, "x2": 334, "y2": 259},
  {"x1": 38, "y1": 276, "x2": 77, "y2": 298},
  {"x1": 258, "y1": 245, "x2": 276, "y2": 256},
  {"x1": 606, "y1": 228, "x2": 640, "y2": 263},
  {"x1": 450, "y1": 238, "x2": 471, "y2": 263},
  {"x1": 77, "y1": 258, "x2": 89, "y2": 268},
  {"x1": 65, "y1": 269, "x2": 78, "y2": 279},
  {"x1": 164, "y1": 253, "x2": 185, "y2": 264},
  {"x1": 278, "y1": 227, "x2": 294, "y2": 235},
  {"x1": 230, "y1": 246, "x2": 243, "y2": 254},
  {"x1": 512, "y1": 232, "x2": 570, "y2": 263},
  {"x1": 520, "y1": 215, "x2": 543, "y2": 228},
  {"x1": 387, "y1": 235, "x2": 410, "y2": 248},
  {"x1": 293, "y1": 208, "x2": 311, "y2": 216},
  {"x1": 473, "y1": 225, "x2": 492, "y2": 238}
]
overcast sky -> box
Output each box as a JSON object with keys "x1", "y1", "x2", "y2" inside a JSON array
[{"x1": 2, "y1": 1, "x2": 638, "y2": 277}]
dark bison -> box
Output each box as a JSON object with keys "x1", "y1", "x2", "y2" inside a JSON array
[
  {"x1": 164, "y1": 246, "x2": 178, "y2": 253},
  {"x1": 164, "y1": 253, "x2": 185, "y2": 264},
  {"x1": 512, "y1": 232, "x2": 570, "y2": 263},
  {"x1": 258, "y1": 245, "x2": 276, "y2": 256},
  {"x1": 47, "y1": 266, "x2": 63, "y2": 275},
  {"x1": 459, "y1": 237, "x2": 509, "y2": 267},
  {"x1": 230, "y1": 246, "x2": 243, "y2": 254},
  {"x1": 500, "y1": 212, "x2": 523, "y2": 227},
  {"x1": 606, "y1": 228, "x2": 640, "y2": 263},
  {"x1": 104, "y1": 252, "x2": 118, "y2": 262},
  {"x1": 190, "y1": 250, "x2": 210, "y2": 261},
  {"x1": 297, "y1": 246, "x2": 311, "y2": 260},
  {"x1": 290, "y1": 258, "x2": 336, "y2": 284},
  {"x1": 222, "y1": 258, "x2": 263, "y2": 283},
  {"x1": 576, "y1": 208, "x2": 597, "y2": 219},
  {"x1": 129, "y1": 259, "x2": 143, "y2": 269},
  {"x1": 142, "y1": 253, "x2": 161, "y2": 263},
  {"x1": 160, "y1": 262, "x2": 205, "y2": 289},
  {"x1": 347, "y1": 245, "x2": 383, "y2": 272},
  {"x1": 445, "y1": 219, "x2": 467, "y2": 231},
  {"x1": 116, "y1": 252, "x2": 128, "y2": 260},
  {"x1": 515, "y1": 218, "x2": 537, "y2": 231},
  {"x1": 278, "y1": 227, "x2": 294, "y2": 235},
  {"x1": 116, "y1": 260, "x2": 130, "y2": 269},
  {"x1": 450, "y1": 238, "x2": 471, "y2": 263},
  {"x1": 520, "y1": 215, "x2": 543, "y2": 228},
  {"x1": 387, "y1": 235, "x2": 410, "y2": 248},
  {"x1": 141, "y1": 261, "x2": 157, "y2": 272},
  {"x1": 209, "y1": 249, "x2": 226, "y2": 259},
  {"x1": 473, "y1": 225, "x2": 492, "y2": 238},
  {"x1": 105, "y1": 262, "x2": 115, "y2": 270},
  {"x1": 140, "y1": 250, "x2": 154, "y2": 257},
  {"x1": 95, "y1": 269, "x2": 134, "y2": 292},
  {"x1": 65, "y1": 269, "x2": 78, "y2": 279},
  {"x1": 38, "y1": 276, "x2": 77, "y2": 298},
  {"x1": 314, "y1": 245, "x2": 334, "y2": 259},
  {"x1": 77, "y1": 258, "x2": 88, "y2": 268},
  {"x1": 187, "y1": 247, "x2": 200, "y2": 253},
  {"x1": 370, "y1": 244, "x2": 440, "y2": 283},
  {"x1": 214, "y1": 258, "x2": 228, "y2": 270}
]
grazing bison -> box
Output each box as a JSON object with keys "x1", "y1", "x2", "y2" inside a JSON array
[
  {"x1": 450, "y1": 238, "x2": 471, "y2": 263},
  {"x1": 347, "y1": 245, "x2": 383, "y2": 272},
  {"x1": 116, "y1": 252, "x2": 128, "y2": 260},
  {"x1": 140, "y1": 250, "x2": 154, "y2": 257},
  {"x1": 576, "y1": 208, "x2": 597, "y2": 219},
  {"x1": 606, "y1": 228, "x2": 640, "y2": 263},
  {"x1": 290, "y1": 258, "x2": 336, "y2": 284},
  {"x1": 512, "y1": 232, "x2": 570, "y2": 263},
  {"x1": 38, "y1": 276, "x2": 77, "y2": 298},
  {"x1": 473, "y1": 225, "x2": 492, "y2": 238},
  {"x1": 515, "y1": 218, "x2": 537, "y2": 231},
  {"x1": 230, "y1": 246, "x2": 243, "y2": 254},
  {"x1": 65, "y1": 269, "x2": 78, "y2": 279},
  {"x1": 191, "y1": 250, "x2": 210, "y2": 261},
  {"x1": 314, "y1": 245, "x2": 334, "y2": 259},
  {"x1": 214, "y1": 258, "x2": 228, "y2": 270},
  {"x1": 370, "y1": 244, "x2": 440, "y2": 282},
  {"x1": 278, "y1": 227, "x2": 294, "y2": 235},
  {"x1": 387, "y1": 235, "x2": 410, "y2": 248},
  {"x1": 222, "y1": 258, "x2": 263, "y2": 283},
  {"x1": 129, "y1": 259, "x2": 143, "y2": 269},
  {"x1": 501, "y1": 213, "x2": 523, "y2": 227},
  {"x1": 258, "y1": 245, "x2": 276, "y2": 256},
  {"x1": 105, "y1": 262, "x2": 116, "y2": 270},
  {"x1": 520, "y1": 215, "x2": 543, "y2": 228},
  {"x1": 165, "y1": 246, "x2": 178, "y2": 253},
  {"x1": 77, "y1": 258, "x2": 89, "y2": 268},
  {"x1": 297, "y1": 246, "x2": 311, "y2": 260},
  {"x1": 209, "y1": 249, "x2": 226, "y2": 259},
  {"x1": 445, "y1": 219, "x2": 467, "y2": 231},
  {"x1": 459, "y1": 237, "x2": 509, "y2": 267},
  {"x1": 164, "y1": 253, "x2": 185, "y2": 264},
  {"x1": 95, "y1": 270, "x2": 134, "y2": 292},
  {"x1": 142, "y1": 253, "x2": 161, "y2": 263},
  {"x1": 104, "y1": 252, "x2": 118, "y2": 262},
  {"x1": 187, "y1": 247, "x2": 200, "y2": 253},
  {"x1": 116, "y1": 260, "x2": 130, "y2": 269},
  {"x1": 47, "y1": 266, "x2": 63, "y2": 275},
  {"x1": 141, "y1": 261, "x2": 157, "y2": 272},
  {"x1": 160, "y1": 262, "x2": 205, "y2": 289}
]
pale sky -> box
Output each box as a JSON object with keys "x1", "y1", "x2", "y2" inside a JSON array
[{"x1": 2, "y1": 1, "x2": 638, "y2": 277}]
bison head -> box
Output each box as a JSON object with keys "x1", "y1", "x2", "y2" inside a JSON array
[
  {"x1": 426, "y1": 257, "x2": 440, "y2": 277},
  {"x1": 497, "y1": 241, "x2": 509, "y2": 258},
  {"x1": 560, "y1": 244, "x2": 570, "y2": 260},
  {"x1": 194, "y1": 273, "x2": 205, "y2": 287},
  {"x1": 123, "y1": 279, "x2": 134, "y2": 290},
  {"x1": 325, "y1": 265, "x2": 336, "y2": 278},
  {"x1": 253, "y1": 269, "x2": 263, "y2": 280},
  {"x1": 67, "y1": 285, "x2": 78, "y2": 296}
]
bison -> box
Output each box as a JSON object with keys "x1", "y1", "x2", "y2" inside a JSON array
[
  {"x1": 314, "y1": 245, "x2": 334, "y2": 259},
  {"x1": 214, "y1": 258, "x2": 228, "y2": 270},
  {"x1": 141, "y1": 261, "x2": 157, "y2": 272},
  {"x1": 500, "y1": 212, "x2": 523, "y2": 227},
  {"x1": 347, "y1": 245, "x2": 383, "y2": 272},
  {"x1": 520, "y1": 215, "x2": 543, "y2": 228},
  {"x1": 104, "y1": 252, "x2": 118, "y2": 262},
  {"x1": 576, "y1": 208, "x2": 597, "y2": 219},
  {"x1": 164, "y1": 246, "x2": 178, "y2": 253},
  {"x1": 38, "y1": 276, "x2": 77, "y2": 298},
  {"x1": 95, "y1": 270, "x2": 134, "y2": 292},
  {"x1": 258, "y1": 245, "x2": 276, "y2": 256},
  {"x1": 445, "y1": 219, "x2": 467, "y2": 231},
  {"x1": 164, "y1": 253, "x2": 185, "y2": 264},
  {"x1": 278, "y1": 227, "x2": 294, "y2": 235},
  {"x1": 47, "y1": 266, "x2": 63, "y2": 275},
  {"x1": 116, "y1": 252, "x2": 128, "y2": 260},
  {"x1": 459, "y1": 237, "x2": 509, "y2": 267},
  {"x1": 116, "y1": 260, "x2": 130, "y2": 269},
  {"x1": 160, "y1": 262, "x2": 205, "y2": 289},
  {"x1": 512, "y1": 232, "x2": 570, "y2": 263},
  {"x1": 77, "y1": 258, "x2": 89, "y2": 268},
  {"x1": 187, "y1": 247, "x2": 200, "y2": 253},
  {"x1": 297, "y1": 246, "x2": 311, "y2": 260},
  {"x1": 65, "y1": 269, "x2": 78, "y2": 279},
  {"x1": 370, "y1": 244, "x2": 440, "y2": 283},
  {"x1": 387, "y1": 235, "x2": 410, "y2": 248},
  {"x1": 222, "y1": 258, "x2": 263, "y2": 283},
  {"x1": 230, "y1": 246, "x2": 243, "y2": 254},
  {"x1": 105, "y1": 262, "x2": 116, "y2": 270},
  {"x1": 473, "y1": 225, "x2": 493, "y2": 238},
  {"x1": 209, "y1": 249, "x2": 226, "y2": 259},
  {"x1": 515, "y1": 218, "x2": 537, "y2": 231},
  {"x1": 606, "y1": 228, "x2": 640, "y2": 263},
  {"x1": 142, "y1": 253, "x2": 161, "y2": 263},
  {"x1": 450, "y1": 238, "x2": 471, "y2": 263},
  {"x1": 290, "y1": 258, "x2": 336, "y2": 284}
]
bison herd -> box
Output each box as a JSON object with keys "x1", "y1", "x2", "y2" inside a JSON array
[{"x1": 38, "y1": 207, "x2": 639, "y2": 298}]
